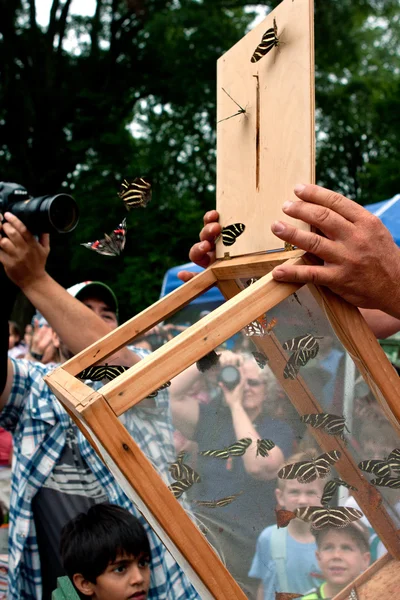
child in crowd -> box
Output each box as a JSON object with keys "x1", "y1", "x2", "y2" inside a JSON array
[
  {"x1": 249, "y1": 450, "x2": 324, "y2": 599},
  {"x1": 302, "y1": 522, "x2": 370, "y2": 599},
  {"x1": 59, "y1": 503, "x2": 151, "y2": 600}
]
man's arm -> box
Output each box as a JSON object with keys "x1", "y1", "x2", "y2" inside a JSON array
[{"x1": 0, "y1": 212, "x2": 139, "y2": 366}]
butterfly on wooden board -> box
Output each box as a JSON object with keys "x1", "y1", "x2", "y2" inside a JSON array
[
  {"x1": 244, "y1": 315, "x2": 277, "y2": 338},
  {"x1": 278, "y1": 450, "x2": 341, "y2": 484},
  {"x1": 294, "y1": 505, "x2": 363, "y2": 530},
  {"x1": 251, "y1": 18, "x2": 279, "y2": 63},
  {"x1": 168, "y1": 479, "x2": 193, "y2": 499},
  {"x1": 256, "y1": 438, "x2": 275, "y2": 457},
  {"x1": 194, "y1": 491, "x2": 243, "y2": 508},
  {"x1": 168, "y1": 452, "x2": 201, "y2": 484},
  {"x1": 196, "y1": 350, "x2": 221, "y2": 373},
  {"x1": 199, "y1": 438, "x2": 252, "y2": 460},
  {"x1": 282, "y1": 334, "x2": 321, "y2": 379},
  {"x1": 219, "y1": 223, "x2": 245, "y2": 246},
  {"x1": 81, "y1": 218, "x2": 127, "y2": 257},
  {"x1": 275, "y1": 593, "x2": 302, "y2": 600},
  {"x1": 300, "y1": 413, "x2": 349, "y2": 441},
  {"x1": 252, "y1": 351, "x2": 268, "y2": 369},
  {"x1": 371, "y1": 476, "x2": 400, "y2": 489},
  {"x1": 348, "y1": 589, "x2": 359, "y2": 600},
  {"x1": 77, "y1": 365, "x2": 129, "y2": 382},
  {"x1": 321, "y1": 478, "x2": 358, "y2": 506},
  {"x1": 118, "y1": 177, "x2": 152, "y2": 209},
  {"x1": 358, "y1": 459, "x2": 391, "y2": 479}
]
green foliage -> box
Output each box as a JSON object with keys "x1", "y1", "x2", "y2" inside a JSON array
[{"x1": 0, "y1": 0, "x2": 399, "y2": 321}]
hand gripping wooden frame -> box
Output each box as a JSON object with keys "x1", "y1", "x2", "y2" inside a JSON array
[{"x1": 45, "y1": 0, "x2": 400, "y2": 597}]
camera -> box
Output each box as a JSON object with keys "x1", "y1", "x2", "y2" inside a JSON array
[
  {"x1": 0, "y1": 181, "x2": 79, "y2": 234},
  {"x1": 218, "y1": 365, "x2": 241, "y2": 391}
]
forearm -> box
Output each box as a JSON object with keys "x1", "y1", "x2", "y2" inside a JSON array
[
  {"x1": 21, "y1": 273, "x2": 138, "y2": 366},
  {"x1": 360, "y1": 308, "x2": 400, "y2": 339}
]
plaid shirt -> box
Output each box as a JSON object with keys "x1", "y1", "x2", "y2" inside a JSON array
[{"x1": 1, "y1": 354, "x2": 199, "y2": 600}]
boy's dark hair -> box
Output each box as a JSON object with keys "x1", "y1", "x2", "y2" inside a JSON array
[
  {"x1": 60, "y1": 503, "x2": 151, "y2": 584},
  {"x1": 314, "y1": 522, "x2": 370, "y2": 553}
]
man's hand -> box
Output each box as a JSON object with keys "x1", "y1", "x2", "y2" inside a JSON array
[
  {"x1": 270, "y1": 184, "x2": 400, "y2": 318},
  {"x1": 0, "y1": 212, "x2": 49, "y2": 291},
  {"x1": 178, "y1": 210, "x2": 220, "y2": 282}
]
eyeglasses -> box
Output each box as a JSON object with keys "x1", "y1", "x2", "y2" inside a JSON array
[{"x1": 245, "y1": 378, "x2": 264, "y2": 387}]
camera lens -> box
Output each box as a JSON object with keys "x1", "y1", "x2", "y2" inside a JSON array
[
  {"x1": 9, "y1": 193, "x2": 79, "y2": 233},
  {"x1": 47, "y1": 194, "x2": 79, "y2": 233},
  {"x1": 218, "y1": 365, "x2": 241, "y2": 391}
]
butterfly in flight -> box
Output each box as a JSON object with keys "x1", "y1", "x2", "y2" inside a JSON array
[
  {"x1": 199, "y1": 438, "x2": 252, "y2": 459},
  {"x1": 220, "y1": 223, "x2": 245, "y2": 246},
  {"x1": 169, "y1": 452, "x2": 201, "y2": 484},
  {"x1": 194, "y1": 491, "x2": 243, "y2": 508},
  {"x1": 300, "y1": 413, "x2": 349, "y2": 441},
  {"x1": 81, "y1": 218, "x2": 127, "y2": 257},
  {"x1": 256, "y1": 438, "x2": 275, "y2": 457},
  {"x1": 118, "y1": 177, "x2": 152, "y2": 209},
  {"x1": 294, "y1": 505, "x2": 363, "y2": 530},
  {"x1": 321, "y1": 478, "x2": 358, "y2": 506},
  {"x1": 77, "y1": 365, "x2": 129, "y2": 382},
  {"x1": 278, "y1": 451, "x2": 341, "y2": 484},
  {"x1": 251, "y1": 18, "x2": 280, "y2": 63}
]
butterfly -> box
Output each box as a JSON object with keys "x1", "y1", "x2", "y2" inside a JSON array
[
  {"x1": 220, "y1": 223, "x2": 245, "y2": 246},
  {"x1": 252, "y1": 351, "x2": 268, "y2": 369},
  {"x1": 118, "y1": 177, "x2": 152, "y2": 209},
  {"x1": 348, "y1": 590, "x2": 359, "y2": 600},
  {"x1": 321, "y1": 479, "x2": 358, "y2": 506},
  {"x1": 358, "y1": 459, "x2": 391, "y2": 478},
  {"x1": 168, "y1": 452, "x2": 201, "y2": 484},
  {"x1": 168, "y1": 479, "x2": 193, "y2": 499},
  {"x1": 300, "y1": 413, "x2": 349, "y2": 440},
  {"x1": 387, "y1": 448, "x2": 400, "y2": 472},
  {"x1": 196, "y1": 350, "x2": 221, "y2": 373},
  {"x1": 194, "y1": 491, "x2": 243, "y2": 508},
  {"x1": 294, "y1": 506, "x2": 363, "y2": 530},
  {"x1": 275, "y1": 508, "x2": 297, "y2": 528},
  {"x1": 243, "y1": 320, "x2": 265, "y2": 337},
  {"x1": 246, "y1": 278, "x2": 259, "y2": 286},
  {"x1": 284, "y1": 242, "x2": 295, "y2": 251},
  {"x1": 146, "y1": 380, "x2": 171, "y2": 399},
  {"x1": 256, "y1": 438, "x2": 275, "y2": 457},
  {"x1": 371, "y1": 476, "x2": 400, "y2": 489},
  {"x1": 251, "y1": 18, "x2": 279, "y2": 63},
  {"x1": 283, "y1": 334, "x2": 322, "y2": 354},
  {"x1": 199, "y1": 438, "x2": 252, "y2": 459},
  {"x1": 81, "y1": 218, "x2": 127, "y2": 256},
  {"x1": 283, "y1": 334, "x2": 321, "y2": 379},
  {"x1": 77, "y1": 365, "x2": 129, "y2": 381},
  {"x1": 278, "y1": 451, "x2": 341, "y2": 484},
  {"x1": 275, "y1": 594, "x2": 302, "y2": 600}
]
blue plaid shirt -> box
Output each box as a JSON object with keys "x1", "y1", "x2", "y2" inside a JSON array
[{"x1": 1, "y1": 355, "x2": 199, "y2": 600}]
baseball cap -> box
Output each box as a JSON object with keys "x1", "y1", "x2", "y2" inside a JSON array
[{"x1": 67, "y1": 281, "x2": 119, "y2": 318}]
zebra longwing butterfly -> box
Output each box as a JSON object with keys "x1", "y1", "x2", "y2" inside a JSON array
[
  {"x1": 256, "y1": 438, "x2": 275, "y2": 457},
  {"x1": 81, "y1": 218, "x2": 127, "y2": 257},
  {"x1": 252, "y1": 351, "x2": 268, "y2": 369},
  {"x1": 321, "y1": 478, "x2": 358, "y2": 506},
  {"x1": 251, "y1": 18, "x2": 279, "y2": 63},
  {"x1": 77, "y1": 365, "x2": 129, "y2": 381},
  {"x1": 118, "y1": 177, "x2": 152, "y2": 209},
  {"x1": 221, "y1": 223, "x2": 245, "y2": 246},
  {"x1": 169, "y1": 452, "x2": 201, "y2": 484},
  {"x1": 295, "y1": 506, "x2": 363, "y2": 530},
  {"x1": 388, "y1": 448, "x2": 400, "y2": 472},
  {"x1": 199, "y1": 438, "x2": 252, "y2": 459},
  {"x1": 300, "y1": 413, "x2": 349, "y2": 439},
  {"x1": 358, "y1": 459, "x2": 391, "y2": 478},
  {"x1": 283, "y1": 334, "x2": 322, "y2": 353},
  {"x1": 371, "y1": 476, "x2": 400, "y2": 489},
  {"x1": 278, "y1": 451, "x2": 341, "y2": 484},
  {"x1": 168, "y1": 479, "x2": 193, "y2": 499},
  {"x1": 194, "y1": 491, "x2": 243, "y2": 508}
]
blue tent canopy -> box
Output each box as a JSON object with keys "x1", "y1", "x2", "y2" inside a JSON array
[
  {"x1": 160, "y1": 262, "x2": 225, "y2": 306},
  {"x1": 365, "y1": 193, "x2": 400, "y2": 246}
]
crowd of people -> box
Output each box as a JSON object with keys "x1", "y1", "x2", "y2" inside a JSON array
[{"x1": 0, "y1": 183, "x2": 399, "y2": 599}]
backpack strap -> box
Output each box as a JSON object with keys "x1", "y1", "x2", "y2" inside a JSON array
[{"x1": 269, "y1": 526, "x2": 289, "y2": 591}]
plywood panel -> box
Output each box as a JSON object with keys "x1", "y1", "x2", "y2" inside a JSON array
[{"x1": 216, "y1": 0, "x2": 314, "y2": 258}]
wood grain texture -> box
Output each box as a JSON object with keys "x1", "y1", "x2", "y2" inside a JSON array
[
  {"x1": 216, "y1": 0, "x2": 314, "y2": 258},
  {"x1": 333, "y1": 553, "x2": 399, "y2": 599}
]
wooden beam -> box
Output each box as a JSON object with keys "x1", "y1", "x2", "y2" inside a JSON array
[
  {"x1": 211, "y1": 249, "x2": 305, "y2": 280},
  {"x1": 333, "y1": 553, "x2": 399, "y2": 599}
]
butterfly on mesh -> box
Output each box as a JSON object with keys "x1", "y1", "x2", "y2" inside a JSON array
[
  {"x1": 168, "y1": 479, "x2": 193, "y2": 499},
  {"x1": 196, "y1": 350, "x2": 221, "y2": 373},
  {"x1": 168, "y1": 452, "x2": 201, "y2": 484},
  {"x1": 371, "y1": 476, "x2": 400, "y2": 489},
  {"x1": 256, "y1": 438, "x2": 275, "y2": 457},
  {"x1": 251, "y1": 18, "x2": 279, "y2": 63},
  {"x1": 387, "y1": 448, "x2": 400, "y2": 472},
  {"x1": 77, "y1": 365, "x2": 129, "y2": 382},
  {"x1": 275, "y1": 508, "x2": 297, "y2": 528},
  {"x1": 252, "y1": 351, "x2": 268, "y2": 369},
  {"x1": 220, "y1": 223, "x2": 245, "y2": 246},
  {"x1": 194, "y1": 491, "x2": 243, "y2": 508},
  {"x1": 275, "y1": 594, "x2": 302, "y2": 600},
  {"x1": 118, "y1": 177, "x2": 152, "y2": 209},
  {"x1": 358, "y1": 459, "x2": 391, "y2": 478},
  {"x1": 278, "y1": 451, "x2": 341, "y2": 484},
  {"x1": 243, "y1": 320, "x2": 265, "y2": 337},
  {"x1": 294, "y1": 506, "x2": 363, "y2": 530},
  {"x1": 147, "y1": 380, "x2": 171, "y2": 399},
  {"x1": 283, "y1": 334, "x2": 321, "y2": 379},
  {"x1": 199, "y1": 438, "x2": 252, "y2": 459},
  {"x1": 300, "y1": 413, "x2": 349, "y2": 441},
  {"x1": 81, "y1": 218, "x2": 127, "y2": 256},
  {"x1": 321, "y1": 478, "x2": 358, "y2": 506}
]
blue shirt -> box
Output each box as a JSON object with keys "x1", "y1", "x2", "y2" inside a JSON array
[{"x1": 1, "y1": 355, "x2": 198, "y2": 600}]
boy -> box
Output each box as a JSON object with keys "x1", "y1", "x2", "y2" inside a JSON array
[
  {"x1": 302, "y1": 522, "x2": 370, "y2": 599},
  {"x1": 59, "y1": 503, "x2": 151, "y2": 600},
  {"x1": 249, "y1": 450, "x2": 324, "y2": 599}
]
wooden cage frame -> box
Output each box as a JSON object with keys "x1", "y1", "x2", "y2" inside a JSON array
[{"x1": 45, "y1": 0, "x2": 400, "y2": 597}]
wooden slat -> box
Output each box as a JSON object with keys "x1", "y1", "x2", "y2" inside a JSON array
[
  {"x1": 100, "y1": 272, "x2": 302, "y2": 416},
  {"x1": 333, "y1": 553, "x2": 399, "y2": 599},
  {"x1": 218, "y1": 279, "x2": 400, "y2": 560},
  {"x1": 211, "y1": 249, "x2": 305, "y2": 280},
  {"x1": 61, "y1": 267, "x2": 218, "y2": 375}
]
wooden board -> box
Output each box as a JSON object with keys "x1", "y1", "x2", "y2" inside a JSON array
[
  {"x1": 334, "y1": 553, "x2": 400, "y2": 599},
  {"x1": 216, "y1": 0, "x2": 314, "y2": 258}
]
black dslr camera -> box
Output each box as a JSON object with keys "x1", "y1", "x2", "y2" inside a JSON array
[{"x1": 0, "y1": 181, "x2": 79, "y2": 234}]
